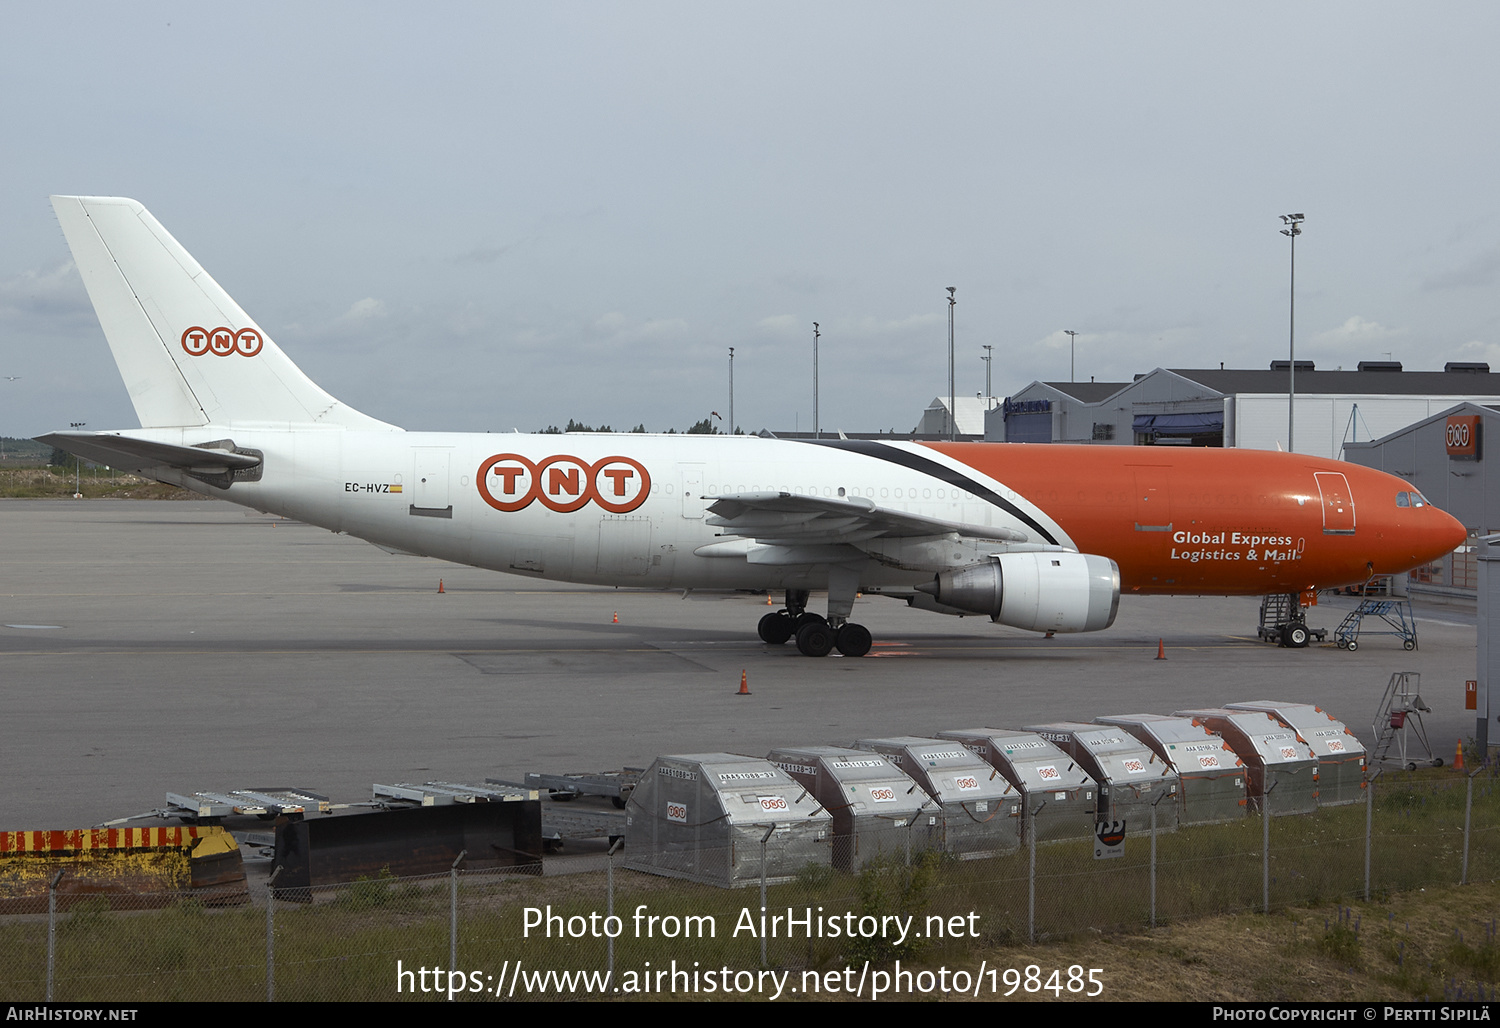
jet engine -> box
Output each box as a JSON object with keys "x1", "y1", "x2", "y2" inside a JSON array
[{"x1": 917, "y1": 552, "x2": 1120, "y2": 633}]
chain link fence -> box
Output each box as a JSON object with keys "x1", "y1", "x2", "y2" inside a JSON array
[{"x1": 1, "y1": 765, "x2": 1495, "y2": 1001}]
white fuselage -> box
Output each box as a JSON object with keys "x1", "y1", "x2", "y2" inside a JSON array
[{"x1": 151, "y1": 428, "x2": 1063, "y2": 592}]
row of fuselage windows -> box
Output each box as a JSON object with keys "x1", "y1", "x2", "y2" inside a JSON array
[
  {"x1": 704, "y1": 484, "x2": 978, "y2": 502},
  {"x1": 695, "y1": 483, "x2": 1430, "y2": 508}
]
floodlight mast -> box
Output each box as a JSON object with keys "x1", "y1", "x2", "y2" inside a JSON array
[
  {"x1": 812, "y1": 322, "x2": 819, "y2": 441},
  {"x1": 946, "y1": 287, "x2": 957, "y2": 441},
  {"x1": 69, "y1": 421, "x2": 85, "y2": 494},
  {"x1": 1280, "y1": 213, "x2": 1305, "y2": 453}
]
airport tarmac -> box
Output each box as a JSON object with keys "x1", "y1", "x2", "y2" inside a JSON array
[{"x1": 0, "y1": 498, "x2": 1484, "y2": 830}]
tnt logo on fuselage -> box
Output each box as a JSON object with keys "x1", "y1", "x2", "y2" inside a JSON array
[
  {"x1": 182, "y1": 326, "x2": 263, "y2": 357},
  {"x1": 476, "y1": 454, "x2": 651, "y2": 514}
]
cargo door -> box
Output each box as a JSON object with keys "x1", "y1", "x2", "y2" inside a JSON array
[{"x1": 597, "y1": 516, "x2": 653, "y2": 576}]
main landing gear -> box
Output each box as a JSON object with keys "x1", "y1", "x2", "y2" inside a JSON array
[{"x1": 756, "y1": 581, "x2": 873, "y2": 658}]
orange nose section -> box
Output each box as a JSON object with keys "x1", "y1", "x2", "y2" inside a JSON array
[{"x1": 1431, "y1": 507, "x2": 1469, "y2": 562}]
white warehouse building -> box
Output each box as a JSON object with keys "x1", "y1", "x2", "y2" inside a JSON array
[{"x1": 985, "y1": 362, "x2": 1500, "y2": 459}]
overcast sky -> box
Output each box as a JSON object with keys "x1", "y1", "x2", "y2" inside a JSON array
[{"x1": 4, "y1": 3, "x2": 1500, "y2": 437}]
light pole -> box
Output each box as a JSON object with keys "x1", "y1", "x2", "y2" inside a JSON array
[
  {"x1": 981, "y1": 344, "x2": 993, "y2": 406},
  {"x1": 727, "y1": 347, "x2": 734, "y2": 436},
  {"x1": 69, "y1": 422, "x2": 85, "y2": 496},
  {"x1": 1280, "y1": 213, "x2": 1304, "y2": 453},
  {"x1": 946, "y1": 287, "x2": 956, "y2": 441},
  {"x1": 812, "y1": 323, "x2": 820, "y2": 440},
  {"x1": 1064, "y1": 330, "x2": 1078, "y2": 383}
]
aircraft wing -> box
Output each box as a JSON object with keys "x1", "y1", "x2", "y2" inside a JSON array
[
  {"x1": 35, "y1": 431, "x2": 262, "y2": 477},
  {"x1": 705, "y1": 491, "x2": 1028, "y2": 547}
]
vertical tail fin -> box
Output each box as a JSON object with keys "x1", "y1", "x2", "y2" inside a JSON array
[{"x1": 51, "y1": 195, "x2": 397, "y2": 431}]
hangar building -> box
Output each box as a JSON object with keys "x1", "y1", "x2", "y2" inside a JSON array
[
  {"x1": 913, "y1": 396, "x2": 996, "y2": 439},
  {"x1": 986, "y1": 362, "x2": 1500, "y2": 460}
]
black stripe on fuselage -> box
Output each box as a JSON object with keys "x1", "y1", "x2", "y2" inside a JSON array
[{"x1": 800, "y1": 438, "x2": 1059, "y2": 545}]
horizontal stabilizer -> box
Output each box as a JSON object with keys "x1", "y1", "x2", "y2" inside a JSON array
[{"x1": 36, "y1": 431, "x2": 262, "y2": 478}]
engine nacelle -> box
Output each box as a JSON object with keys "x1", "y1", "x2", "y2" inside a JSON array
[{"x1": 922, "y1": 552, "x2": 1121, "y2": 633}]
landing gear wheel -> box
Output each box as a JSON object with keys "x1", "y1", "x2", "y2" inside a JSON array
[
  {"x1": 795, "y1": 620, "x2": 835, "y2": 657},
  {"x1": 1283, "y1": 623, "x2": 1310, "y2": 648},
  {"x1": 792, "y1": 612, "x2": 827, "y2": 631},
  {"x1": 758, "y1": 611, "x2": 794, "y2": 644},
  {"x1": 834, "y1": 623, "x2": 872, "y2": 657}
]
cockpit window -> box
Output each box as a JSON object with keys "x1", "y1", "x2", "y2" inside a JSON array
[{"x1": 1395, "y1": 491, "x2": 1427, "y2": 508}]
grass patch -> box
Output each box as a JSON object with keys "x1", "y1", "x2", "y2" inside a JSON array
[{"x1": 0, "y1": 466, "x2": 188, "y2": 500}]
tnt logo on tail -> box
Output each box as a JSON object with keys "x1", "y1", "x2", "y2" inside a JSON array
[
  {"x1": 477, "y1": 454, "x2": 651, "y2": 513},
  {"x1": 182, "y1": 326, "x2": 263, "y2": 357}
]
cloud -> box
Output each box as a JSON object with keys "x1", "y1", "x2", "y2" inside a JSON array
[
  {"x1": 443, "y1": 301, "x2": 492, "y2": 337},
  {"x1": 773, "y1": 271, "x2": 835, "y2": 295},
  {"x1": 338, "y1": 297, "x2": 388, "y2": 322},
  {"x1": 1423, "y1": 249, "x2": 1500, "y2": 291},
  {"x1": 454, "y1": 243, "x2": 516, "y2": 265},
  {"x1": 755, "y1": 314, "x2": 800, "y2": 335},
  {"x1": 1450, "y1": 339, "x2": 1500, "y2": 366},
  {"x1": 605, "y1": 316, "x2": 689, "y2": 345},
  {"x1": 1310, "y1": 315, "x2": 1402, "y2": 350},
  {"x1": 585, "y1": 312, "x2": 688, "y2": 344},
  {"x1": 274, "y1": 296, "x2": 394, "y2": 357},
  {"x1": 518, "y1": 312, "x2": 695, "y2": 358},
  {"x1": 0, "y1": 262, "x2": 90, "y2": 317},
  {"x1": 844, "y1": 312, "x2": 944, "y2": 337}
]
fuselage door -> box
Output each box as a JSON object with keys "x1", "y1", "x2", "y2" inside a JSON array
[
  {"x1": 1131, "y1": 467, "x2": 1173, "y2": 532},
  {"x1": 412, "y1": 447, "x2": 453, "y2": 518},
  {"x1": 1314, "y1": 472, "x2": 1356, "y2": 535},
  {"x1": 681, "y1": 465, "x2": 705, "y2": 519}
]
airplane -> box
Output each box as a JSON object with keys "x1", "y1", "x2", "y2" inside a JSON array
[{"x1": 38, "y1": 196, "x2": 1467, "y2": 657}]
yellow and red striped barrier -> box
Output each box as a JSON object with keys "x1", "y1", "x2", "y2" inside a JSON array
[
  {"x1": 0, "y1": 825, "x2": 247, "y2": 910},
  {"x1": 0, "y1": 826, "x2": 217, "y2": 855}
]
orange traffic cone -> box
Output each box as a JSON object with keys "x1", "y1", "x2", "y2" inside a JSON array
[
  {"x1": 766, "y1": 595, "x2": 773, "y2": 605},
  {"x1": 438, "y1": 579, "x2": 445, "y2": 594},
  {"x1": 1155, "y1": 639, "x2": 1167, "y2": 660},
  {"x1": 1455, "y1": 739, "x2": 1465, "y2": 770},
  {"x1": 737, "y1": 670, "x2": 750, "y2": 696},
  {"x1": 612, "y1": 611, "x2": 619, "y2": 624}
]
